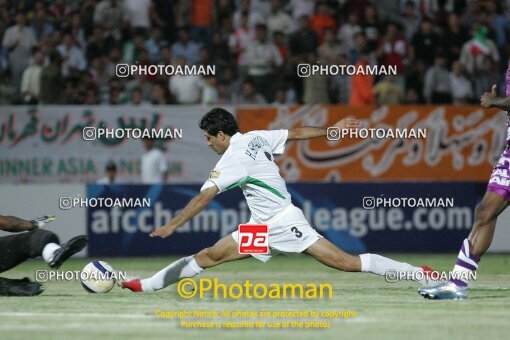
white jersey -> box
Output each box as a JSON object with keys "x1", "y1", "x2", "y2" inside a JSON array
[
  {"x1": 200, "y1": 130, "x2": 291, "y2": 222},
  {"x1": 141, "y1": 148, "x2": 168, "y2": 184}
]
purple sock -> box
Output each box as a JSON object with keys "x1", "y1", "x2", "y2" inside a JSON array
[{"x1": 451, "y1": 239, "x2": 480, "y2": 287}]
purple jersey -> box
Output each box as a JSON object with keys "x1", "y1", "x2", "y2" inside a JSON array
[{"x1": 488, "y1": 59, "x2": 510, "y2": 199}]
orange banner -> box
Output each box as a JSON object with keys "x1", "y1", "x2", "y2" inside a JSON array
[{"x1": 236, "y1": 105, "x2": 507, "y2": 181}]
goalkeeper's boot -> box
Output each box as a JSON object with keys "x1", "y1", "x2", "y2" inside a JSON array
[
  {"x1": 49, "y1": 235, "x2": 88, "y2": 269},
  {"x1": 0, "y1": 277, "x2": 44, "y2": 296}
]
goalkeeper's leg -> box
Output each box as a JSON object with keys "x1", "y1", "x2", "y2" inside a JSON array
[
  {"x1": 0, "y1": 230, "x2": 60, "y2": 296},
  {"x1": 0, "y1": 216, "x2": 87, "y2": 296},
  {"x1": 0, "y1": 229, "x2": 60, "y2": 273},
  {"x1": 0, "y1": 228, "x2": 88, "y2": 273}
]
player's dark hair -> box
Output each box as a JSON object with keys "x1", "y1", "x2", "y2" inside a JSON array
[{"x1": 199, "y1": 108, "x2": 240, "y2": 137}]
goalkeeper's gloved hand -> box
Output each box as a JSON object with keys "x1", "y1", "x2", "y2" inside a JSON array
[{"x1": 31, "y1": 215, "x2": 56, "y2": 229}]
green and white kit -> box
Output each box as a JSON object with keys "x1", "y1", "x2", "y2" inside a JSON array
[{"x1": 201, "y1": 130, "x2": 322, "y2": 262}]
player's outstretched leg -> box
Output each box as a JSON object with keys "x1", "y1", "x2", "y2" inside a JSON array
[
  {"x1": 418, "y1": 191, "x2": 508, "y2": 299},
  {"x1": 305, "y1": 238, "x2": 434, "y2": 286},
  {"x1": 120, "y1": 234, "x2": 249, "y2": 292}
]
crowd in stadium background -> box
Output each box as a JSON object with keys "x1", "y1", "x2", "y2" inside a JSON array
[{"x1": 1, "y1": 0, "x2": 510, "y2": 107}]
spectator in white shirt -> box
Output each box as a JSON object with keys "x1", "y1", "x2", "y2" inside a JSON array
[
  {"x1": 57, "y1": 33, "x2": 87, "y2": 78},
  {"x1": 229, "y1": 12, "x2": 255, "y2": 69},
  {"x1": 244, "y1": 24, "x2": 283, "y2": 102},
  {"x1": 168, "y1": 56, "x2": 204, "y2": 104},
  {"x1": 141, "y1": 138, "x2": 168, "y2": 184},
  {"x1": 450, "y1": 60, "x2": 473, "y2": 105},
  {"x1": 285, "y1": 0, "x2": 315, "y2": 20},
  {"x1": 267, "y1": 0, "x2": 295, "y2": 36},
  {"x1": 123, "y1": 0, "x2": 152, "y2": 34},
  {"x1": 20, "y1": 47, "x2": 44, "y2": 104},
  {"x1": 2, "y1": 12, "x2": 36, "y2": 90}
]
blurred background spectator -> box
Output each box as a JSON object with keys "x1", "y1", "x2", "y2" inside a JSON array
[
  {"x1": 2, "y1": 11, "x2": 36, "y2": 92},
  {"x1": 236, "y1": 79, "x2": 266, "y2": 104},
  {"x1": 424, "y1": 53, "x2": 451, "y2": 104},
  {"x1": 1, "y1": 0, "x2": 510, "y2": 106},
  {"x1": 349, "y1": 50, "x2": 374, "y2": 106},
  {"x1": 374, "y1": 75, "x2": 403, "y2": 105},
  {"x1": 450, "y1": 60, "x2": 473, "y2": 105},
  {"x1": 97, "y1": 160, "x2": 119, "y2": 184},
  {"x1": 141, "y1": 137, "x2": 168, "y2": 184},
  {"x1": 20, "y1": 47, "x2": 43, "y2": 104}
]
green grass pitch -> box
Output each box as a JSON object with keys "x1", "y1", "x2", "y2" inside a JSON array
[{"x1": 0, "y1": 254, "x2": 509, "y2": 340}]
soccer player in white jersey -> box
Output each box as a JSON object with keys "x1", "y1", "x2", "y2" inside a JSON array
[{"x1": 120, "y1": 108, "x2": 433, "y2": 293}]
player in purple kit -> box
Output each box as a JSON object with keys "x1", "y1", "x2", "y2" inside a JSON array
[{"x1": 419, "y1": 63, "x2": 510, "y2": 299}]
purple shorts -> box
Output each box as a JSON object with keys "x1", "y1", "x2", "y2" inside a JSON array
[{"x1": 488, "y1": 147, "x2": 510, "y2": 201}]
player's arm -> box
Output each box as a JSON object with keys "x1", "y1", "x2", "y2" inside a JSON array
[
  {"x1": 481, "y1": 84, "x2": 510, "y2": 111},
  {"x1": 286, "y1": 117, "x2": 362, "y2": 141},
  {"x1": 0, "y1": 215, "x2": 55, "y2": 232},
  {"x1": 150, "y1": 185, "x2": 219, "y2": 238}
]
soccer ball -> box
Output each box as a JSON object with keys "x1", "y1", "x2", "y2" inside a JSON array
[{"x1": 80, "y1": 261, "x2": 115, "y2": 294}]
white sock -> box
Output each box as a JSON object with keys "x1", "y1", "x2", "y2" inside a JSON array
[
  {"x1": 42, "y1": 243, "x2": 60, "y2": 263},
  {"x1": 141, "y1": 256, "x2": 204, "y2": 292},
  {"x1": 360, "y1": 253, "x2": 420, "y2": 278}
]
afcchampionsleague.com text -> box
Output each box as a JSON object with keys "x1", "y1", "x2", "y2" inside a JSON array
[
  {"x1": 116, "y1": 64, "x2": 215, "y2": 77},
  {"x1": 82, "y1": 127, "x2": 183, "y2": 141},
  {"x1": 326, "y1": 127, "x2": 427, "y2": 140},
  {"x1": 59, "y1": 196, "x2": 150, "y2": 210},
  {"x1": 34, "y1": 270, "x2": 128, "y2": 283},
  {"x1": 384, "y1": 270, "x2": 476, "y2": 283},
  {"x1": 363, "y1": 196, "x2": 454, "y2": 209}
]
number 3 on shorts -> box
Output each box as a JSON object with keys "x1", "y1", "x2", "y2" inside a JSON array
[{"x1": 291, "y1": 227, "x2": 302, "y2": 238}]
